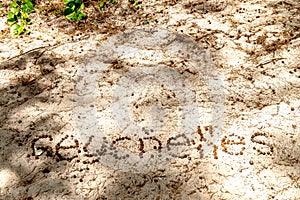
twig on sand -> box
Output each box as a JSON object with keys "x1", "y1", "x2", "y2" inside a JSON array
[
  {"x1": 5, "y1": 34, "x2": 91, "y2": 62},
  {"x1": 255, "y1": 57, "x2": 286, "y2": 68}
]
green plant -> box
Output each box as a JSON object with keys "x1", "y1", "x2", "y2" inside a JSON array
[
  {"x1": 129, "y1": 0, "x2": 142, "y2": 9},
  {"x1": 7, "y1": 0, "x2": 34, "y2": 35},
  {"x1": 98, "y1": 0, "x2": 116, "y2": 9},
  {"x1": 142, "y1": 19, "x2": 158, "y2": 24},
  {"x1": 63, "y1": 0, "x2": 86, "y2": 21}
]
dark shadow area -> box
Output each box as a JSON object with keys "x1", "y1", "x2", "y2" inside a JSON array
[
  {"x1": 100, "y1": 168, "x2": 207, "y2": 200},
  {"x1": 265, "y1": 115, "x2": 300, "y2": 168},
  {"x1": 183, "y1": 0, "x2": 228, "y2": 14},
  {"x1": 0, "y1": 49, "x2": 76, "y2": 199},
  {"x1": 0, "y1": 120, "x2": 69, "y2": 199},
  {"x1": 0, "y1": 48, "x2": 65, "y2": 127},
  {"x1": 240, "y1": 0, "x2": 300, "y2": 57},
  {"x1": 263, "y1": 1, "x2": 300, "y2": 53},
  {"x1": 0, "y1": 47, "x2": 55, "y2": 70}
]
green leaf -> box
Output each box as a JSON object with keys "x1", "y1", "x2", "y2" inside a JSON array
[
  {"x1": 11, "y1": 23, "x2": 19, "y2": 34},
  {"x1": 68, "y1": 2, "x2": 76, "y2": 10},
  {"x1": 24, "y1": 18, "x2": 31, "y2": 25},
  {"x1": 66, "y1": 12, "x2": 77, "y2": 20},
  {"x1": 76, "y1": 11, "x2": 85, "y2": 20},
  {"x1": 63, "y1": 0, "x2": 74, "y2": 4},
  {"x1": 21, "y1": 1, "x2": 34, "y2": 13},
  {"x1": 7, "y1": 12, "x2": 15, "y2": 19},
  {"x1": 109, "y1": 0, "x2": 116, "y2": 3},
  {"x1": 63, "y1": 0, "x2": 85, "y2": 20},
  {"x1": 10, "y1": 2, "x2": 19, "y2": 8},
  {"x1": 64, "y1": 8, "x2": 74, "y2": 16},
  {"x1": 7, "y1": 17, "x2": 17, "y2": 25},
  {"x1": 66, "y1": 10, "x2": 85, "y2": 21},
  {"x1": 10, "y1": 7, "x2": 20, "y2": 15},
  {"x1": 98, "y1": 1, "x2": 105, "y2": 8},
  {"x1": 11, "y1": 23, "x2": 25, "y2": 35},
  {"x1": 22, "y1": 12, "x2": 29, "y2": 19},
  {"x1": 79, "y1": 2, "x2": 85, "y2": 10},
  {"x1": 17, "y1": 24, "x2": 25, "y2": 35}
]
